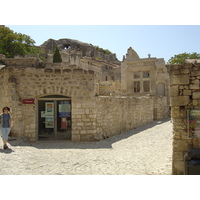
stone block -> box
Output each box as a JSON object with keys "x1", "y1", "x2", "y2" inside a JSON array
[
  {"x1": 171, "y1": 70, "x2": 180, "y2": 75},
  {"x1": 193, "y1": 92, "x2": 200, "y2": 99},
  {"x1": 173, "y1": 130, "x2": 181, "y2": 139},
  {"x1": 170, "y1": 85, "x2": 179, "y2": 97},
  {"x1": 170, "y1": 74, "x2": 189, "y2": 85},
  {"x1": 180, "y1": 68, "x2": 190, "y2": 74},
  {"x1": 193, "y1": 100, "x2": 198, "y2": 106},
  {"x1": 191, "y1": 79, "x2": 199, "y2": 84},
  {"x1": 170, "y1": 65, "x2": 182, "y2": 70},
  {"x1": 191, "y1": 71, "x2": 200, "y2": 76},
  {"x1": 71, "y1": 134, "x2": 80, "y2": 142},
  {"x1": 172, "y1": 160, "x2": 184, "y2": 175},
  {"x1": 170, "y1": 96, "x2": 190, "y2": 106},
  {"x1": 173, "y1": 151, "x2": 184, "y2": 161},
  {"x1": 183, "y1": 90, "x2": 191, "y2": 96},
  {"x1": 190, "y1": 84, "x2": 199, "y2": 90},
  {"x1": 171, "y1": 106, "x2": 180, "y2": 117},
  {"x1": 173, "y1": 118, "x2": 187, "y2": 130},
  {"x1": 80, "y1": 134, "x2": 94, "y2": 141},
  {"x1": 173, "y1": 139, "x2": 189, "y2": 152}
]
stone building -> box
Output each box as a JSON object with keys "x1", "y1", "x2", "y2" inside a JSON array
[
  {"x1": 0, "y1": 39, "x2": 169, "y2": 142},
  {"x1": 169, "y1": 62, "x2": 200, "y2": 174},
  {"x1": 121, "y1": 47, "x2": 169, "y2": 97}
]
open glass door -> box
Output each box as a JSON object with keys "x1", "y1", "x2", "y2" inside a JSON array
[
  {"x1": 38, "y1": 96, "x2": 71, "y2": 140},
  {"x1": 57, "y1": 100, "x2": 71, "y2": 139},
  {"x1": 38, "y1": 100, "x2": 55, "y2": 139}
]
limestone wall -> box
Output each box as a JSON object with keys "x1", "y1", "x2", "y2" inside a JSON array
[
  {"x1": 169, "y1": 63, "x2": 200, "y2": 175},
  {"x1": 0, "y1": 64, "x2": 168, "y2": 143},
  {"x1": 96, "y1": 96, "x2": 168, "y2": 138},
  {"x1": 72, "y1": 95, "x2": 168, "y2": 141},
  {"x1": 0, "y1": 66, "x2": 95, "y2": 141},
  {"x1": 95, "y1": 96, "x2": 154, "y2": 139}
]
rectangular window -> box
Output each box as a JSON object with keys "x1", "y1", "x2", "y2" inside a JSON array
[
  {"x1": 134, "y1": 81, "x2": 140, "y2": 93},
  {"x1": 143, "y1": 71, "x2": 150, "y2": 78},
  {"x1": 143, "y1": 81, "x2": 150, "y2": 92},
  {"x1": 134, "y1": 72, "x2": 140, "y2": 79}
]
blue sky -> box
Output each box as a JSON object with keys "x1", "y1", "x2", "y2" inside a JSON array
[{"x1": 6, "y1": 25, "x2": 200, "y2": 63}]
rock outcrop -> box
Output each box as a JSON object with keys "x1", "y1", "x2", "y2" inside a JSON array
[{"x1": 40, "y1": 38, "x2": 121, "y2": 64}]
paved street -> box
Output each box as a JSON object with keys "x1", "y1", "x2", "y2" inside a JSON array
[{"x1": 0, "y1": 119, "x2": 172, "y2": 175}]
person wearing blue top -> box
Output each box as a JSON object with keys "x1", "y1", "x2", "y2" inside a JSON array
[{"x1": 0, "y1": 106, "x2": 13, "y2": 150}]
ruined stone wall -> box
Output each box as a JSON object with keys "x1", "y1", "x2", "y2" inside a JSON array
[
  {"x1": 121, "y1": 53, "x2": 168, "y2": 97},
  {"x1": 169, "y1": 63, "x2": 200, "y2": 175}
]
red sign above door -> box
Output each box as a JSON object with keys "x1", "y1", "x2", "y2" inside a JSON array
[{"x1": 22, "y1": 99, "x2": 35, "y2": 104}]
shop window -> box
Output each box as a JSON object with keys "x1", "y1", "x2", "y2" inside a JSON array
[
  {"x1": 134, "y1": 72, "x2": 140, "y2": 79},
  {"x1": 143, "y1": 71, "x2": 150, "y2": 78},
  {"x1": 134, "y1": 81, "x2": 140, "y2": 93},
  {"x1": 143, "y1": 81, "x2": 150, "y2": 92}
]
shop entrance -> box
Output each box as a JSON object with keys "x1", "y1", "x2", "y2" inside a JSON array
[{"x1": 38, "y1": 95, "x2": 71, "y2": 140}]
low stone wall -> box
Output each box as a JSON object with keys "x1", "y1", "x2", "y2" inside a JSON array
[
  {"x1": 169, "y1": 63, "x2": 200, "y2": 175},
  {"x1": 95, "y1": 96, "x2": 154, "y2": 139},
  {"x1": 71, "y1": 95, "x2": 168, "y2": 142}
]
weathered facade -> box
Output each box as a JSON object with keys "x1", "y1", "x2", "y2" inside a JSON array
[
  {"x1": 0, "y1": 39, "x2": 169, "y2": 142},
  {"x1": 121, "y1": 47, "x2": 169, "y2": 97},
  {"x1": 169, "y1": 62, "x2": 200, "y2": 174}
]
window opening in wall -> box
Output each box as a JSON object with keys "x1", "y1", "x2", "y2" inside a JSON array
[
  {"x1": 143, "y1": 71, "x2": 150, "y2": 78},
  {"x1": 134, "y1": 72, "x2": 140, "y2": 79},
  {"x1": 134, "y1": 81, "x2": 140, "y2": 93},
  {"x1": 63, "y1": 44, "x2": 71, "y2": 50},
  {"x1": 143, "y1": 81, "x2": 150, "y2": 92}
]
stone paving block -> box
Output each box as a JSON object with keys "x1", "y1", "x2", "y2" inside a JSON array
[{"x1": 0, "y1": 120, "x2": 172, "y2": 175}]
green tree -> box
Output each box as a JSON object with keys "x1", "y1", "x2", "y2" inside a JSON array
[
  {"x1": 0, "y1": 26, "x2": 39, "y2": 58},
  {"x1": 95, "y1": 46, "x2": 111, "y2": 55},
  {"x1": 53, "y1": 47, "x2": 62, "y2": 63},
  {"x1": 168, "y1": 52, "x2": 200, "y2": 64}
]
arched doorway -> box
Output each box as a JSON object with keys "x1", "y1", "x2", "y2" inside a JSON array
[{"x1": 37, "y1": 95, "x2": 71, "y2": 140}]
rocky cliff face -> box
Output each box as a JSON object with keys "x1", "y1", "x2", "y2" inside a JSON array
[{"x1": 40, "y1": 38, "x2": 121, "y2": 64}]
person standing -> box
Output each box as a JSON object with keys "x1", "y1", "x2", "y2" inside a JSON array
[{"x1": 0, "y1": 106, "x2": 12, "y2": 149}]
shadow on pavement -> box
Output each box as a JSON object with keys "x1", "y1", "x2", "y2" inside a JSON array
[
  {"x1": 0, "y1": 148, "x2": 14, "y2": 154},
  {"x1": 7, "y1": 119, "x2": 170, "y2": 150}
]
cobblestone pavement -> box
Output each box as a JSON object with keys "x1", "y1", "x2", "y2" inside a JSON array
[{"x1": 0, "y1": 119, "x2": 172, "y2": 175}]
